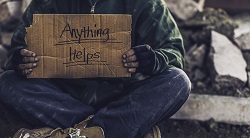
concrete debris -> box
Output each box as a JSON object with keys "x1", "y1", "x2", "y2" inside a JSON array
[
  {"x1": 248, "y1": 72, "x2": 250, "y2": 87},
  {"x1": 186, "y1": 44, "x2": 207, "y2": 69},
  {"x1": 242, "y1": 51, "x2": 250, "y2": 71},
  {"x1": 165, "y1": 0, "x2": 199, "y2": 20},
  {"x1": 0, "y1": 0, "x2": 8, "y2": 5},
  {"x1": 22, "y1": 0, "x2": 31, "y2": 12},
  {"x1": 196, "y1": 81, "x2": 207, "y2": 89},
  {"x1": 185, "y1": 44, "x2": 207, "y2": 82},
  {"x1": 0, "y1": 3, "x2": 10, "y2": 23},
  {"x1": 193, "y1": 69, "x2": 207, "y2": 82},
  {"x1": 233, "y1": 12, "x2": 250, "y2": 38},
  {"x1": 209, "y1": 31, "x2": 247, "y2": 86},
  {"x1": 197, "y1": 0, "x2": 205, "y2": 12},
  {"x1": 182, "y1": 8, "x2": 237, "y2": 42},
  {"x1": 236, "y1": 32, "x2": 250, "y2": 50},
  {"x1": 6, "y1": 1, "x2": 23, "y2": 18},
  {"x1": 1, "y1": 32, "x2": 13, "y2": 46},
  {"x1": 172, "y1": 94, "x2": 250, "y2": 125}
]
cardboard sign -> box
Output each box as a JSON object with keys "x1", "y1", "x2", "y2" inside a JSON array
[{"x1": 26, "y1": 14, "x2": 132, "y2": 78}]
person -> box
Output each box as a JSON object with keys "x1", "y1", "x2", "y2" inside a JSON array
[{"x1": 0, "y1": 0, "x2": 191, "y2": 137}]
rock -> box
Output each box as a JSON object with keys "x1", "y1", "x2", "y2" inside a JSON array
[
  {"x1": 1, "y1": 17, "x2": 20, "y2": 32},
  {"x1": 172, "y1": 94, "x2": 250, "y2": 125},
  {"x1": 236, "y1": 32, "x2": 250, "y2": 50},
  {"x1": 0, "y1": 3, "x2": 10, "y2": 23},
  {"x1": 0, "y1": 0, "x2": 8, "y2": 5},
  {"x1": 207, "y1": 119, "x2": 218, "y2": 131},
  {"x1": 22, "y1": 0, "x2": 32, "y2": 12},
  {"x1": 232, "y1": 12, "x2": 250, "y2": 38},
  {"x1": 248, "y1": 72, "x2": 250, "y2": 87},
  {"x1": 165, "y1": 0, "x2": 198, "y2": 21},
  {"x1": 196, "y1": 81, "x2": 207, "y2": 89},
  {"x1": 1, "y1": 32, "x2": 13, "y2": 46},
  {"x1": 242, "y1": 51, "x2": 250, "y2": 71},
  {"x1": 0, "y1": 2, "x2": 21, "y2": 32},
  {"x1": 208, "y1": 31, "x2": 247, "y2": 87},
  {"x1": 181, "y1": 8, "x2": 238, "y2": 43},
  {"x1": 6, "y1": 1, "x2": 23, "y2": 18},
  {"x1": 186, "y1": 44, "x2": 207, "y2": 69},
  {"x1": 185, "y1": 44, "x2": 207, "y2": 81},
  {"x1": 197, "y1": 0, "x2": 205, "y2": 12},
  {"x1": 192, "y1": 69, "x2": 206, "y2": 81}
]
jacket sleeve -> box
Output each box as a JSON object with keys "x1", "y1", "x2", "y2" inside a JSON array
[
  {"x1": 132, "y1": 0, "x2": 184, "y2": 74},
  {"x1": 6, "y1": 0, "x2": 53, "y2": 70}
]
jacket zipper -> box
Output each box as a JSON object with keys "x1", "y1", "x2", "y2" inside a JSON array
[{"x1": 89, "y1": 0, "x2": 99, "y2": 13}]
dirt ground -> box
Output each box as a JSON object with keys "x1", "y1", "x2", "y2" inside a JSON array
[{"x1": 159, "y1": 119, "x2": 250, "y2": 138}]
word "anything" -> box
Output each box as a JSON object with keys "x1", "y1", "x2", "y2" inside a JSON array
[{"x1": 60, "y1": 23, "x2": 110, "y2": 43}]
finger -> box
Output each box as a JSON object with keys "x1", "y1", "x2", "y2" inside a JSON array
[
  {"x1": 123, "y1": 55, "x2": 137, "y2": 63},
  {"x1": 18, "y1": 63, "x2": 37, "y2": 70},
  {"x1": 133, "y1": 45, "x2": 151, "y2": 53},
  {"x1": 22, "y1": 57, "x2": 39, "y2": 63},
  {"x1": 20, "y1": 49, "x2": 36, "y2": 57},
  {"x1": 128, "y1": 68, "x2": 136, "y2": 73},
  {"x1": 21, "y1": 69, "x2": 33, "y2": 75},
  {"x1": 124, "y1": 62, "x2": 139, "y2": 68},
  {"x1": 123, "y1": 49, "x2": 135, "y2": 58}
]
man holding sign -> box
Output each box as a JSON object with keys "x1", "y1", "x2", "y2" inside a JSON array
[{"x1": 0, "y1": 0, "x2": 191, "y2": 138}]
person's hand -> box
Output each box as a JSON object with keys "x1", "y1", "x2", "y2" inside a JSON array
[
  {"x1": 14, "y1": 49, "x2": 39, "y2": 75},
  {"x1": 123, "y1": 45, "x2": 157, "y2": 75}
]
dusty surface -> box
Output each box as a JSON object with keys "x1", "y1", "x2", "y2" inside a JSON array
[{"x1": 158, "y1": 119, "x2": 250, "y2": 138}]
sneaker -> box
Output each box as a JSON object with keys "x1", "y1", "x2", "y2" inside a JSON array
[
  {"x1": 13, "y1": 116, "x2": 105, "y2": 138},
  {"x1": 144, "y1": 125, "x2": 161, "y2": 138}
]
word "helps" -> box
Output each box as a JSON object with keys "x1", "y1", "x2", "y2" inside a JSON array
[{"x1": 69, "y1": 47, "x2": 101, "y2": 65}]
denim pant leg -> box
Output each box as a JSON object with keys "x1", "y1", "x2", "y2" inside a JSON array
[
  {"x1": 0, "y1": 70, "x2": 95, "y2": 128},
  {"x1": 90, "y1": 68, "x2": 191, "y2": 138}
]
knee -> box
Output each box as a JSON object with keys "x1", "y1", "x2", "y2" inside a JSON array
[
  {"x1": 169, "y1": 67, "x2": 191, "y2": 91},
  {"x1": 161, "y1": 67, "x2": 191, "y2": 100}
]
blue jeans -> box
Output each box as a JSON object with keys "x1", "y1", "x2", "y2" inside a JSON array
[{"x1": 0, "y1": 68, "x2": 191, "y2": 138}]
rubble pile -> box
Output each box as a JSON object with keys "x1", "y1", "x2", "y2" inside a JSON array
[
  {"x1": 0, "y1": 0, "x2": 30, "y2": 73},
  {"x1": 167, "y1": 0, "x2": 250, "y2": 97},
  {"x1": 0, "y1": 0, "x2": 250, "y2": 137},
  {"x1": 209, "y1": 31, "x2": 247, "y2": 88}
]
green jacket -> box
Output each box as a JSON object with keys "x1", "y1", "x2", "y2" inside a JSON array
[
  {"x1": 7, "y1": 0, "x2": 184, "y2": 105},
  {"x1": 8, "y1": 0, "x2": 184, "y2": 74}
]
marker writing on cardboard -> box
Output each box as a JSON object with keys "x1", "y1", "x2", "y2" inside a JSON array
[
  {"x1": 60, "y1": 23, "x2": 110, "y2": 43},
  {"x1": 68, "y1": 47, "x2": 101, "y2": 65},
  {"x1": 63, "y1": 47, "x2": 109, "y2": 67}
]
